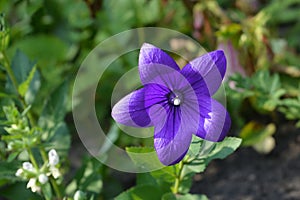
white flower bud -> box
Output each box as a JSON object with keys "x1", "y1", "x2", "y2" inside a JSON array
[
  {"x1": 48, "y1": 149, "x2": 59, "y2": 166},
  {"x1": 15, "y1": 168, "x2": 23, "y2": 177},
  {"x1": 49, "y1": 166, "x2": 60, "y2": 179},
  {"x1": 22, "y1": 162, "x2": 34, "y2": 172},
  {"x1": 27, "y1": 178, "x2": 40, "y2": 193},
  {"x1": 27, "y1": 178, "x2": 36, "y2": 188},
  {"x1": 38, "y1": 174, "x2": 48, "y2": 184}
]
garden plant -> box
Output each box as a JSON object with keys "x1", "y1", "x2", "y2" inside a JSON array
[{"x1": 0, "y1": 0, "x2": 299, "y2": 199}]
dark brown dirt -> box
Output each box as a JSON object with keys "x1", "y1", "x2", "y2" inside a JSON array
[{"x1": 191, "y1": 125, "x2": 300, "y2": 200}]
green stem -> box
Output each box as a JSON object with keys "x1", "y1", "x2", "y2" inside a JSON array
[
  {"x1": 0, "y1": 51, "x2": 36, "y2": 126},
  {"x1": 1, "y1": 52, "x2": 18, "y2": 92},
  {"x1": 27, "y1": 147, "x2": 39, "y2": 169},
  {"x1": 1, "y1": 51, "x2": 62, "y2": 199},
  {"x1": 50, "y1": 177, "x2": 62, "y2": 199},
  {"x1": 40, "y1": 148, "x2": 48, "y2": 161},
  {"x1": 172, "y1": 161, "x2": 184, "y2": 194}
]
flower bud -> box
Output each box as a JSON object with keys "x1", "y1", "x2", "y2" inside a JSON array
[
  {"x1": 48, "y1": 149, "x2": 59, "y2": 166},
  {"x1": 15, "y1": 168, "x2": 23, "y2": 177},
  {"x1": 49, "y1": 166, "x2": 60, "y2": 179},
  {"x1": 27, "y1": 178, "x2": 40, "y2": 193},
  {"x1": 22, "y1": 162, "x2": 34, "y2": 172},
  {"x1": 38, "y1": 174, "x2": 48, "y2": 184}
]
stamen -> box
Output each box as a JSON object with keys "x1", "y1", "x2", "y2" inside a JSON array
[
  {"x1": 173, "y1": 96, "x2": 181, "y2": 106},
  {"x1": 167, "y1": 91, "x2": 183, "y2": 106}
]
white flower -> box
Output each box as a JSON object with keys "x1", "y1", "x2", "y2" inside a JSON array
[
  {"x1": 15, "y1": 168, "x2": 23, "y2": 177},
  {"x1": 27, "y1": 178, "x2": 40, "y2": 193},
  {"x1": 48, "y1": 149, "x2": 59, "y2": 166},
  {"x1": 38, "y1": 174, "x2": 48, "y2": 184},
  {"x1": 22, "y1": 162, "x2": 34, "y2": 172},
  {"x1": 49, "y1": 166, "x2": 60, "y2": 179}
]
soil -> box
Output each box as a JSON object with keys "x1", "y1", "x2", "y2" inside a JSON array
[{"x1": 191, "y1": 125, "x2": 300, "y2": 200}]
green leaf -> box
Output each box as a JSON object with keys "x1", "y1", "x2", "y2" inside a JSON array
[
  {"x1": 185, "y1": 159, "x2": 206, "y2": 174},
  {"x1": 9, "y1": 50, "x2": 36, "y2": 95},
  {"x1": 7, "y1": 50, "x2": 41, "y2": 103},
  {"x1": 66, "y1": 157, "x2": 103, "y2": 196},
  {"x1": 278, "y1": 97, "x2": 300, "y2": 122},
  {"x1": 45, "y1": 122, "x2": 70, "y2": 152},
  {"x1": 2, "y1": 104, "x2": 21, "y2": 123},
  {"x1": 38, "y1": 81, "x2": 69, "y2": 130},
  {"x1": 162, "y1": 193, "x2": 208, "y2": 200},
  {"x1": 98, "y1": 0, "x2": 160, "y2": 35},
  {"x1": 24, "y1": 69, "x2": 41, "y2": 104},
  {"x1": 150, "y1": 166, "x2": 176, "y2": 184},
  {"x1": 41, "y1": 182, "x2": 52, "y2": 200},
  {"x1": 131, "y1": 0, "x2": 161, "y2": 25},
  {"x1": 187, "y1": 135, "x2": 204, "y2": 158},
  {"x1": 136, "y1": 173, "x2": 157, "y2": 186},
  {"x1": 9, "y1": 35, "x2": 68, "y2": 67},
  {"x1": 0, "y1": 160, "x2": 20, "y2": 187},
  {"x1": 17, "y1": 65, "x2": 36, "y2": 97},
  {"x1": 178, "y1": 173, "x2": 194, "y2": 194},
  {"x1": 11, "y1": 50, "x2": 35, "y2": 85},
  {"x1": 185, "y1": 137, "x2": 241, "y2": 176},
  {"x1": 115, "y1": 185, "x2": 164, "y2": 200},
  {"x1": 0, "y1": 182, "x2": 41, "y2": 200},
  {"x1": 131, "y1": 165, "x2": 178, "y2": 194},
  {"x1": 126, "y1": 146, "x2": 165, "y2": 171},
  {"x1": 205, "y1": 137, "x2": 242, "y2": 164},
  {"x1": 7, "y1": 152, "x2": 19, "y2": 162},
  {"x1": 64, "y1": 1, "x2": 92, "y2": 29}
]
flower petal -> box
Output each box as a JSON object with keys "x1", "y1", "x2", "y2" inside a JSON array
[
  {"x1": 112, "y1": 87, "x2": 151, "y2": 127},
  {"x1": 139, "y1": 43, "x2": 180, "y2": 85},
  {"x1": 111, "y1": 84, "x2": 169, "y2": 127},
  {"x1": 181, "y1": 50, "x2": 226, "y2": 96},
  {"x1": 195, "y1": 98, "x2": 231, "y2": 142},
  {"x1": 149, "y1": 104, "x2": 193, "y2": 165}
]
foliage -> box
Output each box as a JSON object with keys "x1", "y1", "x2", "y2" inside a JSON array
[
  {"x1": 116, "y1": 136, "x2": 241, "y2": 199},
  {"x1": 0, "y1": 0, "x2": 299, "y2": 199}
]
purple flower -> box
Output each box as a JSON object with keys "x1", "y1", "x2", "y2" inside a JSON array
[{"x1": 112, "y1": 43, "x2": 231, "y2": 165}]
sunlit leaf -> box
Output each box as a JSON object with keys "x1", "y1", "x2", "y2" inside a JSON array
[
  {"x1": 115, "y1": 185, "x2": 164, "y2": 200},
  {"x1": 126, "y1": 146, "x2": 164, "y2": 171}
]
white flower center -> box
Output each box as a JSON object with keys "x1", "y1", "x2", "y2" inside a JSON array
[{"x1": 173, "y1": 96, "x2": 181, "y2": 106}]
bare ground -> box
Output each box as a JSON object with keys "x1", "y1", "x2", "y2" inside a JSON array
[{"x1": 191, "y1": 125, "x2": 300, "y2": 200}]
